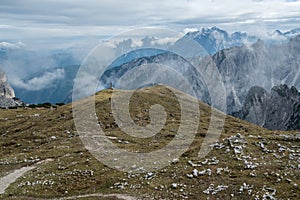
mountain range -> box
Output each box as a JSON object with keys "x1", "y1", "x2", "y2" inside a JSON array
[
  {"x1": 1, "y1": 27, "x2": 300, "y2": 130},
  {"x1": 182, "y1": 26, "x2": 257, "y2": 55},
  {"x1": 8, "y1": 27, "x2": 298, "y2": 104},
  {"x1": 98, "y1": 34, "x2": 300, "y2": 130},
  {"x1": 272, "y1": 28, "x2": 300, "y2": 40}
]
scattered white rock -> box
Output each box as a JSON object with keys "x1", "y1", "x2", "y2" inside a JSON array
[
  {"x1": 244, "y1": 160, "x2": 258, "y2": 169},
  {"x1": 50, "y1": 136, "x2": 57, "y2": 140},
  {"x1": 293, "y1": 183, "x2": 298, "y2": 188},
  {"x1": 144, "y1": 172, "x2": 154, "y2": 180},
  {"x1": 225, "y1": 147, "x2": 230, "y2": 153},
  {"x1": 227, "y1": 133, "x2": 247, "y2": 147},
  {"x1": 208, "y1": 157, "x2": 219, "y2": 165},
  {"x1": 262, "y1": 186, "x2": 276, "y2": 200},
  {"x1": 250, "y1": 171, "x2": 257, "y2": 177},
  {"x1": 210, "y1": 142, "x2": 225, "y2": 149},
  {"x1": 113, "y1": 181, "x2": 128, "y2": 189},
  {"x1": 201, "y1": 159, "x2": 208, "y2": 165},
  {"x1": 258, "y1": 141, "x2": 273, "y2": 153},
  {"x1": 234, "y1": 146, "x2": 243, "y2": 154},
  {"x1": 239, "y1": 182, "x2": 253, "y2": 195},
  {"x1": 171, "y1": 183, "x2": 178, "y2": 189},
  {"x1": 117, "y1": 139, "x2": 130, "y2": 144},
  {"x1": 203, "y1": 184, "x2": 228, "y2": 195},
  {"x1": 188, "y1": 160, "x2": 201, "y2": 167},
  {"x1": 192, "y1": 169, "x2": 198, "y2": 177},
  {"x1": 216, "y1": 167, "x2": 230, "y2": 175},
  {"x1": 198, "y1": 169, "x2": 212, "y2": 176},
  {"x1": 186, "y1": 174, "x2": 193, "y2": 178}
]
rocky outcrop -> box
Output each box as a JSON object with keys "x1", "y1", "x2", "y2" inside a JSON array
[
  {"x1": 0, "y1": 67, "x2": 20, "y2": 107},
  {"x1": 0, "y1": 68, "x2": 15, "y2": 98},
  {"x1": 234, "y1": 84, "x2": 300, "y2": 130}
]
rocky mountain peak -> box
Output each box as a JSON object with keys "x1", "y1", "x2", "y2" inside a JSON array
[
  {"x1": 244, "y1": 86, "x2": 268, "y2": 105},
  {"x1": 183, "y1": 27, "x2": 256, "y2": 55},
  {"x1": 0, "y1": 67, "x2": 20, "y2": 107},
  {"x1": 252, "y1": 39, "x2": 266, "y2": 50},
  {"x1": 271, "y1": 84, "x2": 298, "y2": 99},
  {"x1": 0, "y1": 68, "x2": 15, "y2": 98}
]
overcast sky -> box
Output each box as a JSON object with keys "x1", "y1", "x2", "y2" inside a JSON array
[{"x1": 0, "y1": 0, "x2": 300, "y2": 49}]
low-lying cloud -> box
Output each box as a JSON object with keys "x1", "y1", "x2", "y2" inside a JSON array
[
  {"x1": 0, "y1": 42, "x2": 25, "y2": 49},
  {"x1": 11, "y1": 68, "x2": 65, "y2": 91}
]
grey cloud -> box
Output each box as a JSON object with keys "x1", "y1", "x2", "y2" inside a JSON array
[
  {"x1": 0, "y1": 0, "x2": 299, "y2": 28},
  {"x1": 0, "y1": 0, "x2": 299, "y2": 49},
  {"x1": 0, "y1": 0, "x2": 148, "y2": 26}
]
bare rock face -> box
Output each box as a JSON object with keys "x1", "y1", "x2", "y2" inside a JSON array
[
  {"x1": 0, "y1": 67, "x2": 19, "y2": 107},
  {"x1": 234, "y1": 84, "x2": 300, "y2": 131},
  {"x1": 233, "y1": 86, "x2": 268, "y2": 127},
  {"x1": 0, "y1": 68, "x2": 15, "y2": 98},
  {"x1": 209, "y1": 35, "x2": 300, "y2": 114}
]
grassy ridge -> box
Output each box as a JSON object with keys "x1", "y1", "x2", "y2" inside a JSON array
[{"x1": 0, "y1": 85, "x2": 299, "y2": 199}]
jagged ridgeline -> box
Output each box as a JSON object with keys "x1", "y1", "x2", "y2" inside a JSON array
[
  {"x1": 234, "y1": 84, "x2": 300, "y2": 131},
  {"x1": 209, "y1": 35, "x2": 300, "y2": 114},
  {"x1": 0, "y1": 85, "x2": 299, "y2": 199}
]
